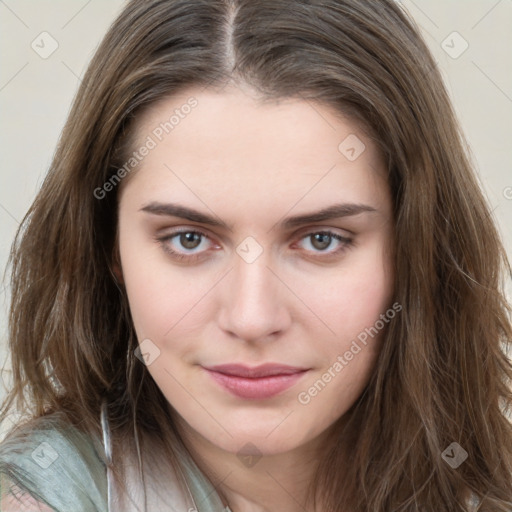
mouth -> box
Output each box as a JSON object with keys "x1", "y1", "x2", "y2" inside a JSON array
[{"x1": 202, "y1": 363, "x2": 310, "y2": 400}]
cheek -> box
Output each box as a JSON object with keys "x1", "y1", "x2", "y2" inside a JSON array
[
  {"x1": 294, "y1": 241, "x2": 394, "y2": 410},
  {"x1": 298, "y1": 239, "x2": 394, "y2": 345},
  {"x1": 123, "y1": 265, "x2": 198, "y2": 343},
  {"x1": 117, "y1": 223, "x2": 178, "y2": 339},
  {"x1": 118, "y1": 228, "x2": 217, "y2": 362}
]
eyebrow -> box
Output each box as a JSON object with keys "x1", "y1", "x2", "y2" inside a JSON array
[{"x1": 139, "y1": 201, "x2": 377, "y2": 230}]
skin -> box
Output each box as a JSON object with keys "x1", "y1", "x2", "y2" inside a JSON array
[
  {"x1": 1, "y1": 483, "x2": 54, "y2": 511},
  {"x1": 115, "y1": 84, "x2": 395, "y2": 512}
]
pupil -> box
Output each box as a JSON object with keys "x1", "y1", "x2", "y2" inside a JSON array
[
  {"x1": 312, "y1": 233, "x2": 331, "y2": 250},
  {"x1": 181, "y1": 232, "x2": 200, "y2": 249}
]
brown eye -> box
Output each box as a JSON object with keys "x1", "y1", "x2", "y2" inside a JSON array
[
  {"x1": 179, "y1": 232, "x2": 202, "y2": 250},
  {"x1": 156, "y1": 229, "x2": 213, "y2": 261}
]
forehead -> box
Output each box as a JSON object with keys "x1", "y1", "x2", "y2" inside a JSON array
[{"x1": 119, "y1": 86, "x2": 389, "y2": 216}]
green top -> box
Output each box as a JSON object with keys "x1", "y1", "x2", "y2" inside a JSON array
[{"x1": 0, "y1": 410, "x2": 231, "y2": 512}]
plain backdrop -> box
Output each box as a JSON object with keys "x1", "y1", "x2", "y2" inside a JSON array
[{"x1": 0, "y1": 1, "x2": 511, "y2": 431}]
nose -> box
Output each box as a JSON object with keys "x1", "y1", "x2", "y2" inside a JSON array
[{"x1": 217, "y1": 250, "x2": 291, "y2": 344}]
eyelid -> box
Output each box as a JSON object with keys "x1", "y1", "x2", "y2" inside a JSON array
[{"x1": 293, "y1": 225, "x2": 354, "y2": 239}]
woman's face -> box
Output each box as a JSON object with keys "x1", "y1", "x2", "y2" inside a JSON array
[{"x1": 116, "y1": 85, "x2": 395, "y2": 456}]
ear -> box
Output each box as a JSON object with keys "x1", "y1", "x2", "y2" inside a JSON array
[{"x1": 112, "y1": 260, "x2": 124, "y2": 285}]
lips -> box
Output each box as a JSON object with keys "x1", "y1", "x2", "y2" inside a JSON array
[
  {"x1": 203, "y1": 363, "x2": 309, "y2": 400},
  {"x1": 204, "y1": 363, "x2": 308, "y2": 378}
]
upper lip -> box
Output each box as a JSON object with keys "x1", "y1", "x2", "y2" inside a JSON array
[{"x1": 204, "y1": 363, "x2": 308, "y2": 378}]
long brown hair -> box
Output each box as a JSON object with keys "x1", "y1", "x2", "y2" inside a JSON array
[{"x1": 1, "y1": 0, "x2": 511, "y2": 510}]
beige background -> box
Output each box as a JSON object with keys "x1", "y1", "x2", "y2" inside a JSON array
[{"x1": 0, "y1": 0, "x2": 511, "y2": 429}]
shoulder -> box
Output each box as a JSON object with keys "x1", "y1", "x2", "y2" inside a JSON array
[{"x1": 0, "y1": 412, "x2": 108, "y2": 511}]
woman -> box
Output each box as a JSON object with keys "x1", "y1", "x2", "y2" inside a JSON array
[{"x1": 0, "y1": 0, "x2": 511, "y2": 510}]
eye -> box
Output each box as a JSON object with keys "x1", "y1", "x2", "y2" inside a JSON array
[
  {"x1": 156, "y1": 229, "x2": 214, "y2": 261},
  {"x1": 156, "y1": 228, "x2": 353, "y2": 262},
  {"x1": 295, "y1": 230, "x2": 353, "y2": 257}
]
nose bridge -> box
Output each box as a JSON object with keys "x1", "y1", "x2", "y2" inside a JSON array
[
  {"x1": 219, "y1": 242, "x2": 289, "y2": 341},
  {"x1": 233, "y1": 250, "x2": 275, "y2": 306}
]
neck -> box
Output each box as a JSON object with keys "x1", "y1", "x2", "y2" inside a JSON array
[{"x1": 173, "y1": 415, "x2": 342, "y2": 512}]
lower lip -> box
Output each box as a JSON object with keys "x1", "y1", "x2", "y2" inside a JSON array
[{"x1": 204, "y1": 369, "x2": 308, "y2": 400}]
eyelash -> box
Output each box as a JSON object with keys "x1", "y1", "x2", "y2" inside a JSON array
[{"x1": 155, "y1": 228, "x2": 353, "y2": 262}]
